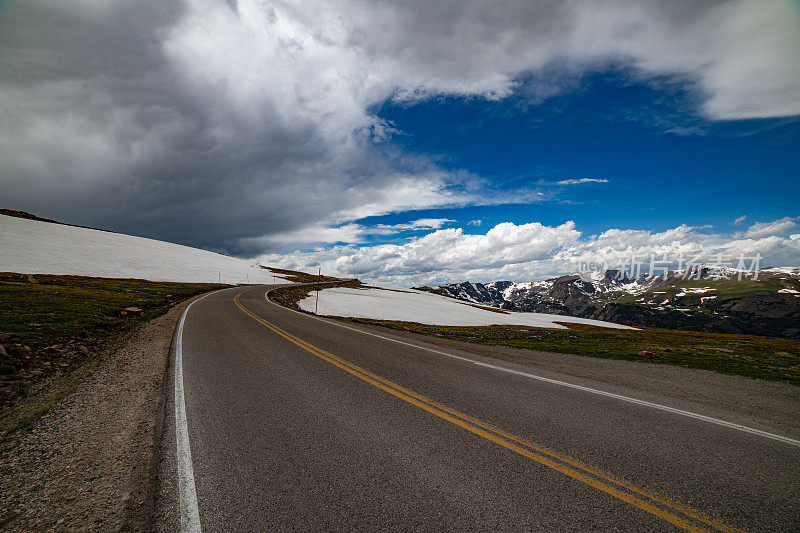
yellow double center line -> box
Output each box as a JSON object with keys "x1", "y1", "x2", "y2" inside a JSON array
[{"x1": 233, "y1": 289, "x2": 745, "y2": 533}]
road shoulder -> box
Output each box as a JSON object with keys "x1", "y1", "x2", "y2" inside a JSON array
[{"x1": 0, "y1": 293, "x2": 203, "y2": 531}]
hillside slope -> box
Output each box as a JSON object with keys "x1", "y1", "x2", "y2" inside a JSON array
[{"x1": 0, "y1": 214, "x2": 280, "y2": 284}]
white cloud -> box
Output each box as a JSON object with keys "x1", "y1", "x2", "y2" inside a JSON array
[
  {"x1": 260, "y1": 221, "x2": 582, "y2": 282},
  {"x1": 241, "y1": 224, "x2": 368, "y2": 247},
  {"x1": 374, "y1": 218, "x2": 454, "y2": 232},
  {"x1": 260, "y1": 219, "x2": 800, "y2": 286},
  {"x1": 734, "y1": 217, "x2": 799, "y2": 239},
  {"x1": 242, "y1": 217, "x2": 456, "y2": 247},
  {"x1": 733, "y1": 215, "x2": 747, "y2": 225},
  {"x1": 468, "y1": 219, "x2": 482, "y2": 226},
  {"x1": 556, "y1": 178, "x2": 610, "y2": 185}
]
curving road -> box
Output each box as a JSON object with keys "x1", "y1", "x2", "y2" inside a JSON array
[{"x1": 163, "y1": 285, "x2": 800, "y2": 531}]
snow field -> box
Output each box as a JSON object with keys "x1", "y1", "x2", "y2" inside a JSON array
[
  {"x1": 298, "y1": 284, "x2": 636, "y2": 329},
  {"x1": 0, "y1": 215, "x2": 288, "y2": 284}
]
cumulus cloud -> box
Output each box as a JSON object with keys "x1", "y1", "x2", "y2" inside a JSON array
[
  {"x1": 733, "y1": 215, "x2": 747, "y2": 225},
  {"x1": 1, "y1": 0, "x2": 798, "y2": 254},
  {"x1": 260, "y1": 220, "x2": 800, "y2": 286},
  {"x1": 734, "y1": 217, "x2": 799, "y2": 239},
  {"x1": 556, "y1": 178, "x2": 610, "y2": 185},
  {"x1": 468, "y1": 219, "x2": 482, "y2": 227},
  {"x1": 261, "y1": 221, "x2": 581, "y2": 282}
]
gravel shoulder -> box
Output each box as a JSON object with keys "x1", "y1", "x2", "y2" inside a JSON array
[{"x1": 0, "y1": 293, "x2": 204, "y2": 531}]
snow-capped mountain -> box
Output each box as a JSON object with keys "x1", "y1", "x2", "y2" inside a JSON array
[
  {"x1": 415, "y1": 270, "x2": 655, "y2": 314},
  {"x1": 413, "y1": 267, "x2": 800, "y2": 338}
]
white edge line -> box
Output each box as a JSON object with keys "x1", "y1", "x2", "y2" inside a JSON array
[
  {"x1": 175, "y1": 292, "x2": 218, "y2": 533},
  {"x1": 265, "y1": 289, "x2": 800, "y2": 448}
]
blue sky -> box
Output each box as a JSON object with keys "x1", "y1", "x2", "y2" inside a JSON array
[
  {"x1": 2, "y1": 0, "x2": 799, "y2": 284},
  {"x1": 357, "y1": 70, "x2": 800, "y2": 245}
]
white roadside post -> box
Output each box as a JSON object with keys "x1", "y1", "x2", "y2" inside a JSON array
[{"x1": 315, "y1": 267, "x2": 321, "y2": 315}]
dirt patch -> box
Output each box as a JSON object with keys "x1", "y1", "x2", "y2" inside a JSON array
[
  {"x1": 360, "y1": 285, "x2": 417, "y2": 294},
  {"x1": 270, "y1": 279, "x2": 362, "y2": 310},
  {"x1": 0, "y1": 209, "x2": 113, "y2": 233},
  {"x1": 0, "y1": 292, "x2": 207, "y2": 531},
  {"x1": 262, "y1": 267, "x2": 342, "y2": 284},
  {"x1": 466, "y1": 303, "x2": 510, "y2": 314}
]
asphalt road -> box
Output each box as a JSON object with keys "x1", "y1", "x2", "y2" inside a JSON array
[{"x1": 171, "y1": 285, "x2": 800, "y2": 531}]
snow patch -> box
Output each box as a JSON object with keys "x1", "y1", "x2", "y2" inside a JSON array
[
  {"x1": 763, "y1": 267, "x2": 800, "y2": 276},
  {"x1": 0, "y1": 214, "x2": 289, "y2": 284},
  {"x1": 299, "y1": 285, "x2": 636, "y2": 330},
  {"x1": 675, "y1": 287, "x2": 715, "y2": 297}
]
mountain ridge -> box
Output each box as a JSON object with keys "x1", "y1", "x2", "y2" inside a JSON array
[{"x1": 413, "y1": 267, "x2": 800, "y2": 338}]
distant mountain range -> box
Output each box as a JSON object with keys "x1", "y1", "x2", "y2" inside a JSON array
[{"x1": 413, "y1": 267, "x2": 800, "y2": 338}]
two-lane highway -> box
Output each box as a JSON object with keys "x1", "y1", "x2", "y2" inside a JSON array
[{"x1": 169, "y1": 285, "x2": 799, "y2": 531}]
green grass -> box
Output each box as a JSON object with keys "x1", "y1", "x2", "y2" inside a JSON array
[
  {"x1": 345, "y1": 319, "x2": 800, "y2": 386},
  {"x1": 0, "y1": 273, "x2": 226, "y2": 412},
  {"x1": 618, "y1": 276, "x2": 797, "y2": 303}
]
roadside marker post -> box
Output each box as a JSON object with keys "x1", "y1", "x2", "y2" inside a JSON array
[{"x1": 315, "y1": 267, "x2": 321, "y2": 315}]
